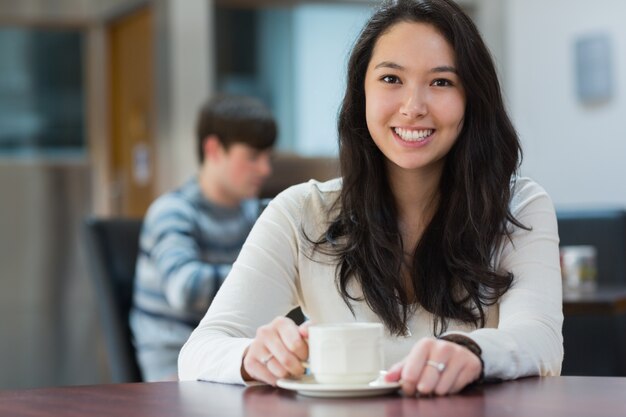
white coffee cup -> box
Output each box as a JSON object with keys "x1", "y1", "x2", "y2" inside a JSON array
[{"x1": 308, "y1": 322, "x2": 383, "y2": 385}]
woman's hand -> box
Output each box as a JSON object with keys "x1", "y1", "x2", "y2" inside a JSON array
[
  {"x1": 241, "y1": 317, "x2": 309, "y2": 385},
  {"x1": 384, "y1": 337, "x2": 482, "y2": 396}
]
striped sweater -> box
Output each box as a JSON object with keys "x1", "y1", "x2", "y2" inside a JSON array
[{"x1": 130, "y1": 177, "x2": 260, "y2": 359}]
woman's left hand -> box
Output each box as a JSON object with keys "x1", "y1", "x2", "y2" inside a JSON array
[{"x1": 384, "y1": 337, "x2": 482, "y2": 396}]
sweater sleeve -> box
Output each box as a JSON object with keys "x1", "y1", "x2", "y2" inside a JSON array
[
  {"x1": 141, "y1": 197, "x2": 227, "y2": 314},
  {"x1": 443, "y1": 181, "x2": 564, "y2": 379},
  {"x1": 178, "y1": 185, "x2": 306, "y2": 384}
]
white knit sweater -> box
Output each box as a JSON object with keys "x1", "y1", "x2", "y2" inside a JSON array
[{"x1": 178, "y1": 177, "x2": 564, "y2": 384}]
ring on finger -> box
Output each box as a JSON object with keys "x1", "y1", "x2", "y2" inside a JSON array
[
  {"x1": 426, "y1": 360, "x2": 446, "y2": 373},
  {"x1": 261, "y1": 353, "x2": 274, "y2": 366}
]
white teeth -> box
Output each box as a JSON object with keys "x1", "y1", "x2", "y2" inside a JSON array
[{"x1": 394, "y1": 128, "x2": 433, "y2": 142}]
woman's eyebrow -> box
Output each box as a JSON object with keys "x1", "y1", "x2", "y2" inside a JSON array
[
  {"x1": 373, "y1": 62, "x2": 458, "y2": 74},
  {"x1": 430, "y1": 65, "x2": 457, "y2": 74},
  {"x1": 374, "y1": 61, "x2": 404, "y2": 70}
]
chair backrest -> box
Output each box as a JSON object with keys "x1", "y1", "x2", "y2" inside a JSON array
[
  {"x1": 259, "y1": 153, "x2": 340, "y2": 198},
  {"x1": 83, "y1": 217, "x2": 143, "y2": 382},
  {"x1": 557, "y1": 209, "x2": 626, "y2": 286}
]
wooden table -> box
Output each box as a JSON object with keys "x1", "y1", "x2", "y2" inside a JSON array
[
  {"x1": 1, "y1": 377, "x2": 625, "y2": 417},
  {"x1": 563, "y1": 286, "x2": 626, "y2": 315}
]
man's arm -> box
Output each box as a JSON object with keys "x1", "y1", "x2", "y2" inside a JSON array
[{"x1": 141, "y1": 197, "x2": 228, "y2": 315}]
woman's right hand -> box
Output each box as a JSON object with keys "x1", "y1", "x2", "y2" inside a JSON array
[{"x1": 241, "y1": 317, "x2": 309, "y2": 385}]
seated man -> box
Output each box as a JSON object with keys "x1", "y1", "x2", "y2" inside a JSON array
[{"x1": 130, "y1": 95, "x2": 276, "y2": 381}]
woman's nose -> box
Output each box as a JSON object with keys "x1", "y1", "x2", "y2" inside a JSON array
[{"x1": 399, "y1": 88, "x2": 428, "y2": 119}]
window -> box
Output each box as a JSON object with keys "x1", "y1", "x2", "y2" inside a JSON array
[{"x1": 0, "y1": 28, "x2": 85, "y2": 156}]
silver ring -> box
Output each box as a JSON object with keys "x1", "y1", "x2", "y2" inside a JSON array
[
  {"x1": 426, "y1": 360, "x2": 446, "y2": 373},
  {"x1": 261, "y1": 353, "x2": 274, "y2": 366}
]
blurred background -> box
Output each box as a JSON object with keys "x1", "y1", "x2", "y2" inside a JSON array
[{"x1": 0, "y1": 0, "x2": 625, "y2": 389}]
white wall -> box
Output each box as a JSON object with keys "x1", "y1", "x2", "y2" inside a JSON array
[
  {"x1": 155, "y1": 0, "x2": 213, "y2": 190},
  {"x1": 506, "y1": 0, "x2": 626, "y2": 208}
]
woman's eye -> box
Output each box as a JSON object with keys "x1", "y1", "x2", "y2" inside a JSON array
[
  {"x1": 381, "y1": 75, "x2": 400, "y2": 84},
  {"x1": 432, "y1": 78, "x2": 453, "y2": 87}
]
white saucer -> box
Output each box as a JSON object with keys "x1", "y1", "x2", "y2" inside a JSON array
[{"x1": 276, "y1": 371, "x2": 400, "y2": 398}]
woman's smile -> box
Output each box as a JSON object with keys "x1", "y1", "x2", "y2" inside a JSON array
[{"x1": 392, "y1": 127, "x2": 436, "y2": 147}]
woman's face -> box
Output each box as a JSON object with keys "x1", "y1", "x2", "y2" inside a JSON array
[{"x1": 364, "y1": 21, "x2": 466, "y2": 174}]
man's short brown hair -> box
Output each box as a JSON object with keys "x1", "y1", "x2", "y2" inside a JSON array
[{"x1": 196, "y1": 95, "x2": 277, "y2": 163}]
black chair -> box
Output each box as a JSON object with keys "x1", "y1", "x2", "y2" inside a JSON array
[
  {"x1": 84, "y1": 217, "x2": 143, "y2": 383},
  {"x1": 557, "y1": 209, "x2": 626, "y2": 376}
]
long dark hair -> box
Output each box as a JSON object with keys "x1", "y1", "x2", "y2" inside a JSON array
[{"x1": 316, "y1": 0, "x2": 526, "y2": 336}]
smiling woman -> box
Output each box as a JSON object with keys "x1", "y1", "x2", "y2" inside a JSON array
[{"x1": 179, "y1": 0, "x2": 563, "y2": 398}]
